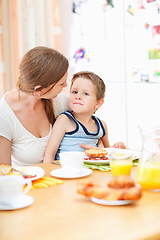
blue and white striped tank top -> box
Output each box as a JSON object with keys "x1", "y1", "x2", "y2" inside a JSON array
[{"x1": 55, "y1": 111, "x2": 105, "y2": 159}]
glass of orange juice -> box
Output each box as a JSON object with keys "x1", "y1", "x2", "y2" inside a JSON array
[
  {"x1": 109, "y1": 150, "x2": 132, "y2": 177},
  {"x1": 137, "y1": 125, "x2": 160, "y2": 191},
  {"x1": 137, "y1": 159, "x2": 160, "y2": 191}
]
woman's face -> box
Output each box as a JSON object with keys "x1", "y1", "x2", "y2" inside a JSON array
[{"x1": 39, "y1": 71, "x2": 68, "y2": 99}]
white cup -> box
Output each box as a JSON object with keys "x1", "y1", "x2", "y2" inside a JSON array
[
  {"x1": 59, "y1": 151, "x2": 84, "y2": 173},
  {"x1": 0, "y1": 175, "x2": 32, "y2": 205}
]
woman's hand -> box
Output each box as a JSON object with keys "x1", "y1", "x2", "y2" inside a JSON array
[{"x1": 112, "y1": 142, "x2": 126, "y2": 149}]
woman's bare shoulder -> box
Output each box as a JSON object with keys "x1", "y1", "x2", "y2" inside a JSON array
[
  {"x1": 53, "y1": 92, "x2": 69, "y2": 117},
  {"x1": 5, "y1": 89, "x2": 20, "y2": 107}
]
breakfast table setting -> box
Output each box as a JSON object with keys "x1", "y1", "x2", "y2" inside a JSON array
[{"x1": 1, "y1": 147, "x2": 160, "y2": 240}]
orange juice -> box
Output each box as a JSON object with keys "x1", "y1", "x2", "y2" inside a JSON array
[
  {"x1": 110, "y1": 160, "x2": 132, "y2": 176},
  {"x1": 109, "y1": 150, "x2": 133, "y2": 177},
  {"x1": 137, "y1": 162, "x2": 160, "y2": 189}
]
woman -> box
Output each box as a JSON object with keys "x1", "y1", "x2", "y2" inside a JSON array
[{"x1": 0, "y1": 46, "x2": 69, "y2": 167}]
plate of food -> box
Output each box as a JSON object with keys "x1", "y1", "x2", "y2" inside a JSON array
[
  {"x1": 0, "y1": 164, "x2": 45, "y2": 181},
  {"x1": 83, "y1": 148, "x2": 141, "y2": 165},
  {"x1": 105, "y1": 148, "x2": 141, "y2": 161},
  {"x1": 84, "y1": 149, "x2": 110, "y2": 165},
  {"x1": 14, "y1": 166, "x2": 45, "y2": 181},
  {"x1": 77, "y1": 175, "x2": 142, "y2": 206}
]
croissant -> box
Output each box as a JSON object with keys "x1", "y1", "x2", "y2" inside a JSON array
[
  {"x1": 108, "y1": 175, "x2": 135, "y2": 189},
  {"x1": 77, "y1": 175, "x2": 142, "y2": 201}
]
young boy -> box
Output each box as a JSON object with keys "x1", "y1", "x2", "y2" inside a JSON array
[{"x1": 44, "y1": 71, "x2": 125, "y2": 161}]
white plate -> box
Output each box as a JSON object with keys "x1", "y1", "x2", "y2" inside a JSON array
[
  {"x1": 90, "y1": 197, "x2": 135, "y2": 206},
  {"x1": 84, "y1": 148, "x2": 140, "y2": 165},
  {"x1": 14, "y1": 166, "x2": 45, "y2": 181},
  {"x1": 0, "y1": 195, "x2": 34, "y2": 210},
  {"x1": 50, "y1": 167, "x2": 92, "y2": 179},
  {"x1": 105, "y1": 148, "x2": 141, "y2": 160}
]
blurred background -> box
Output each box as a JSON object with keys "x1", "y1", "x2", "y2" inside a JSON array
[{"x1": 0, "y1": 0, "x2": 160, "y2": 149}]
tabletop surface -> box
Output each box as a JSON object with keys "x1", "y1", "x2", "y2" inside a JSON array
[{"x1": 0, "y1": 163, "x2": 160, "y2": 240}]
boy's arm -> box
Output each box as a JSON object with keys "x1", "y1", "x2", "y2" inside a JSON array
[
  {"x1": 43, "y1": 114, "x2": 68, "y2": 162},
  {"x1": 100, "y1": 120, "x2": 110, "y2": 148},
  {"x1": 79, "y1": 120, "x2": 110, "y2": 150},
  {"x1": 101, "y1": 120, "x2": 126, "y2": 149}
]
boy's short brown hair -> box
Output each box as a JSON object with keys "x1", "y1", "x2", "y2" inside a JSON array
[{"x1": 71, "y1": 71, "x2": 106, "y2": 100}]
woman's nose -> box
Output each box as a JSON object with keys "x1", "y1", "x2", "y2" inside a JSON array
[{"x1": 63, "y1": 82, "x2": 67, "y2": 88}]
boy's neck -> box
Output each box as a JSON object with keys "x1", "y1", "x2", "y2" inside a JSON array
[{"x1": 71, "y1": 111, "x2": 94, "y2": 124}]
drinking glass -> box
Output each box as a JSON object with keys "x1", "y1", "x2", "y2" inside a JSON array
[
  {"x1": 137, "y1": 125, "x2": 160, "y2": 191},
  {"x1": 109, "y1": 150, "x2": 132, "y2": 177}
]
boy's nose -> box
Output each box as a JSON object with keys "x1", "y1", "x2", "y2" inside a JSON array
[{"x1": 76, "y1": 94, "x2": 81, "y2": 99}]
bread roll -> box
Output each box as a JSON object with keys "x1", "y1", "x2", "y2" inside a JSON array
[
  {"x1": 0, "y1": 164, "x2": 12, "y2": 176},
  {"x1": 84, "y1": 149, "x2": 108, "y2": 158}
]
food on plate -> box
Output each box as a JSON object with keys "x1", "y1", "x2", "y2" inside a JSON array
[
  {"x1": 0, "y1": 163, "x2": 22, "y2": 176},
  {"x1": 0, "y1": 164, "x2": 12, "y2": 175},
  {"x1": 0, "y1": 164, "x2": 36, "y2": 178},
  {"x1": 77, "y1": 181, "x2": 110, "y2": 199},
  {"x1": 31, "y1": 177, "x2": 63, "y2": 189},
  {"x1": 108, "y1": 175, "x2": 135, "y2": 189},
  {"x1": 22, "y1": 174, "x2": 37, "y2": 179},
  {"x1": 84, "y1": 149, "x2": 108, "y2": 158},
  {"x1": 9, "y1": 171, "x2": 21, "y2": 176},
  {"x1": 15, "y1": 167, "x2": 37, "y2": 178},
  {"x1": 77, "y1": 175, "x2": 142, "y2": 201},
  {"x1": 84, "y1": 157, "x2": 109, "y2": 161}
]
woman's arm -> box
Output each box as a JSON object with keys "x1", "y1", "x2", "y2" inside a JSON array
[
  {"x1": 0, "y1": 136, "x2": 12, "y2": 165},
  {"x1": 44, "y1": 114, "x2": 68, "y2": 162}
]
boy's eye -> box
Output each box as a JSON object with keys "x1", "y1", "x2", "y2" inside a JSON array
[
  {"x1": 84, "y1": 92, "x2": 89, "y2": 96},
  {"x1": 72, "y1": 91, "x2": 78, "y2": 94}
]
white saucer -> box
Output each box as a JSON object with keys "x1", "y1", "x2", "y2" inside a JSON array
[
  {"x1": 0, "y1": 195, "x2": 34, "y2": 210},
  {"x1": 50, "y1": 167, "x2": 92, "y2": 179},
  {"x1": 90, "y1": 197, "x2": 135, "y2": 206}
]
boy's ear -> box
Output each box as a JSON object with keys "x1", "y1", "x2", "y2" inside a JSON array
[{"x1": 95, "y1": 98, "x2": 104, "y2": 110}]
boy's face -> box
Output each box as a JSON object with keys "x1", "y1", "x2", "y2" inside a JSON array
[{"x1": 69, "y1": 77, "x2": 100, "y2": 114}]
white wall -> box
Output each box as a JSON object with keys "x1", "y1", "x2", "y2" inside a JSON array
[{"x1": 61, "y1": 0, "x2": 160, "y2": 150}]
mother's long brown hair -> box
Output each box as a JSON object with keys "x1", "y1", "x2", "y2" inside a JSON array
[{"x1": 17, "y1": 46, "x2": 69, "y2": 125}]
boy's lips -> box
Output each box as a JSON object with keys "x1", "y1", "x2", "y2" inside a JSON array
[{"x1": 73, "y1": 102, "x2": 83, "y2": 105}]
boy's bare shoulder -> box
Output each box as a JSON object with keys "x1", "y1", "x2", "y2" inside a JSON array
[
  {"x1": 100, "y1": 119, "x2": 107, "y2": 127},
  {"x1": 56, "y1": 113, "x2": 72, "y2": 124}
]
